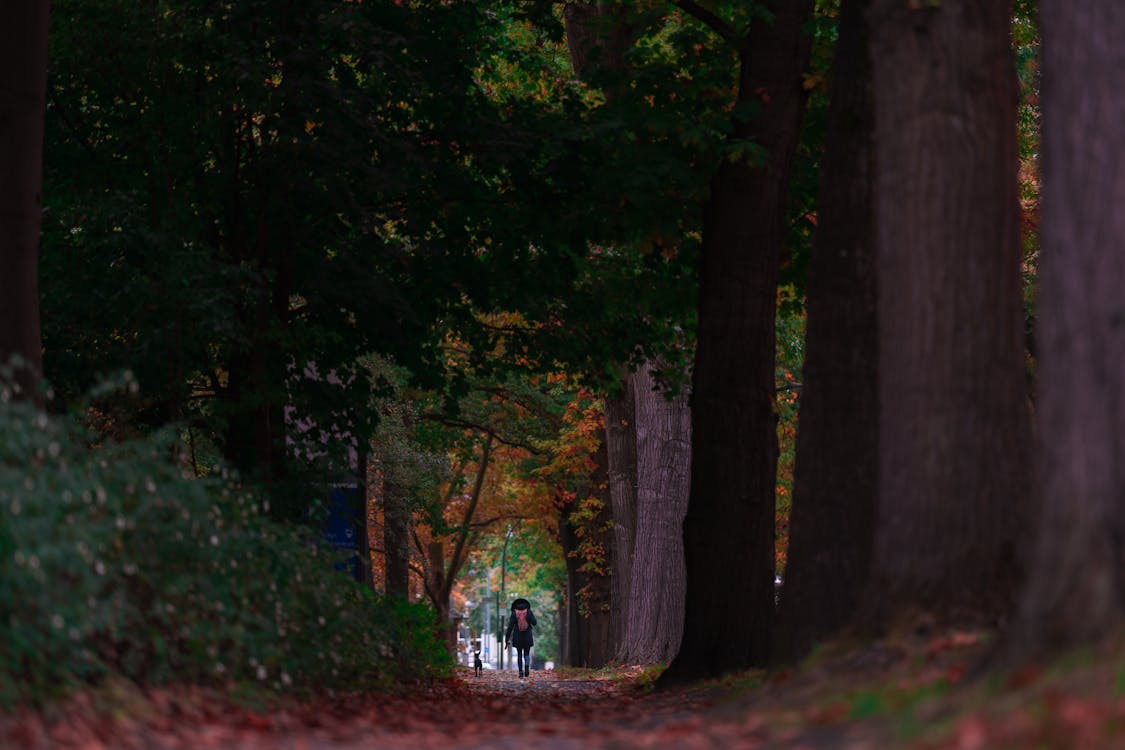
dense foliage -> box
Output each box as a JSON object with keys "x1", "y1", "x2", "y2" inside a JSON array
[{"x1": 0, "y1": 379, "x2": 449, "y2": 707}]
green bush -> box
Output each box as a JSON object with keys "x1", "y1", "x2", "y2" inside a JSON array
[{"x1": 0, "y1": 388, "x2": 451, "y2": 707}]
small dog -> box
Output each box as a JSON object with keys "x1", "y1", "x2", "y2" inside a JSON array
[{"x1": 473, "y1": 650, "x2": 483, "y2": 677}]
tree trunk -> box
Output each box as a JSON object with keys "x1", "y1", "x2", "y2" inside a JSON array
[
  {"x1": 427, "y1": 541, "x2": 457, "y2": 654},
  {"x1": 221, "y1": 253, "x2": 289, "y2": 503},
  {"x1": 0, "y1": 1, "x2": 49, "y2": 397},
  {"x1": 355, "y1": 442, "x2": 374, "y2": 589},
  {"x1": 383, "y1": 475, "x2": 412, "y2": 598},
  {"x1": 556, "y1": 454, "x2": 614, "y2": 669},
  {"x1": 663, "y1": 0, "x2": 813, "y2": 683},
  {"x1": 1009, "y1": 0, "x2": 1125, "y2": 655},
  {"x1": 556, "y1": 591, "x2": 570, "y2": 668},
  {"x1": 558, "y1": 503, "x2": 589, "y2": 667},
  {"x1": 858, "y1": 0, "x2": 1030, "y2": 629},
  {"x1": 426, "y1": 437, "x2": 491, "y2": 653},
  {"x1": 585, "y1": 439, "x2": 614, "y2": 666},
  {"x1": 562, "y1": 2, "x2": 634, "y2": 89},
  {"x1": 620, "y1": 362, "x2": 690, "y2": 665},
  {"x1": 604, "y1": 373, "x2": 638, "y2": 658},
  {"x1": 774, "y1": 0, "x2": 877, "y2": 665}
]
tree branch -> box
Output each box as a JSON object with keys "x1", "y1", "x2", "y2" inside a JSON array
[
  {"x1": 411, "y1": 528, "x2": 428, "y2": 560},
  {"x1": 672, "y1": 1, "x2": 745, "y2": 50},
  {"x1": 469, "y1": 516, "x2": 516, "y2": 529},
  {"x1": 440, "y1": 435, "x2": 494, "y2": 602},
  {"x1": 419, "y1": 412, "x2": 544, "y2": 455}
]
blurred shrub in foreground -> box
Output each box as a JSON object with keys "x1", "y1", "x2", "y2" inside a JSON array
[{"x1": 0, "y1": 388, "x2": 450, "y2": 707}]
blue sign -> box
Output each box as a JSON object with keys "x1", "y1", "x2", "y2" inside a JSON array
[
  {"x1": 324, "y1": 485, "x2": 360, "y2": 550},
  {"x1": 323, "y1": 485, "x2": 362, "y2": 581}
]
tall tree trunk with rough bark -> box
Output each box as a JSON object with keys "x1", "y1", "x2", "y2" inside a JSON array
[
  {"x1": 774, "y1": 0, "x2": 877, "y2": 665},
  {"x1": 0, "y1": 2, "x2": 49, "y2": 397},
  {"x1": 858, "y1": 0, "x2": 1031, "y2": 630},
  {"x1": 356, "y1": 442, "x2": 376, "y2": 590},
  {"x1": 620, "y1": 362, "x2": 691, "y2": 665},
  {"x1": 603, "y1": 374, "x2": 638, "y2": 659},
  {"x1": 383, "y1": 475, "x2": 412, "y2": 599},
  {"x1": 1009, "y1": 0, "x2": 1125, "y2": 656},
  {"x1": 663, "y1": 0, "x2": 813, "y2": 683}
]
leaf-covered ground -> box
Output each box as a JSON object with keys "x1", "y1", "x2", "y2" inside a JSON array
[{"x1": 4, "y1": 630, "x2": 1125, "y2": 749}]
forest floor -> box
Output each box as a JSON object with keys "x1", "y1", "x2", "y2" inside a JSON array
[{"x1": 4, "y1": 629, "x2": 1125, "y2": 749}]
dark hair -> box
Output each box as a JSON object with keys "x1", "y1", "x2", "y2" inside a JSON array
[{"x1": 511, "y1": 597, "x2": 530, "y2": 611}]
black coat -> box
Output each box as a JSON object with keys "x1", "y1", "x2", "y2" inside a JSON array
[{"x1": 505, "y1": 607, "x2": 537, "y2": 649}]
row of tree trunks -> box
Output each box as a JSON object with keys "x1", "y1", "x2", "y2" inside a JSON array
[
  {"x1": 664, "y1": 0, "x2": 814, "y2": 683},
  {"x1": 0, "y1": 1, "x2": 49, "y2": 398},
  {"x1": 781, "y1": 0, "x2": 1031, "y2": 661},
  {"x1": 774, "y1": 0, "x2": 877, "y2": 665}
]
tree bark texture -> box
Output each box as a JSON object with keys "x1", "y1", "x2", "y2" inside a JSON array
[
  {"x1": 382, "y1": 475, "x2": 412, "y2": 598},
  {"x1": 0, "y1": 1, "x2": 49, "y2": 395},
  {"x1": 620, "y1": 362, "x2": 691, "y2": 665},
  {"x1": 356, "y1": 442, "x2": 376, "y2": 590},
  {"x1": 774, "y1": 0, "x2": 877, "y2": 665},
  {"x1": 861, "y1": 0, "x2": 1031, "y2": 628},
  {"x1": 604, "y1": 374, "x2": 638, "y2": 659},
  {"x1": 1010, "y1": 0, "x2": 1125, "y2": 653},
  {"x1": 426, "y1": 541, "x2": 457, "y2": 653},
  {"x1": 562, "y1": 2, "x2": 634, "y2": 92},
  {"x1": 664, "y1": 0, "x2": 813, "y2": 682}
]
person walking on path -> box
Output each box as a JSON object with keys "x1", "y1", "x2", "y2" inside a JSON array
[{"x1": 504, "y1": 598, "x2": 537, "y2": 678}]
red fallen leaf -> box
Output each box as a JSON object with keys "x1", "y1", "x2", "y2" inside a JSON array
[
  {"x1": 1006, "y1": 664, "x2": 1043, "y2": 690},
  {"x1": 952, "y1": 714, "x2": 990, "y2": 750},
  {"x1": 770, "y1": 668, "x2": 797, "y2": 685},
  {"x1": 807, "y1": 702, "x2": 850, "y2": 726},
  {"x1": 1057, "y1": 696, "x2": 1108, "y2": 729},
  {"x1": 242, "y1": 712, "x2": 271, "y2": 731},
  {"x1": 657, "y1": 720, "x2": 703, "y2": 737}
]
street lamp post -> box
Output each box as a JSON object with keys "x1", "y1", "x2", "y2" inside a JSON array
[{"x1": 499, "y1": 526, "x2": 513, "y2": 671}]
